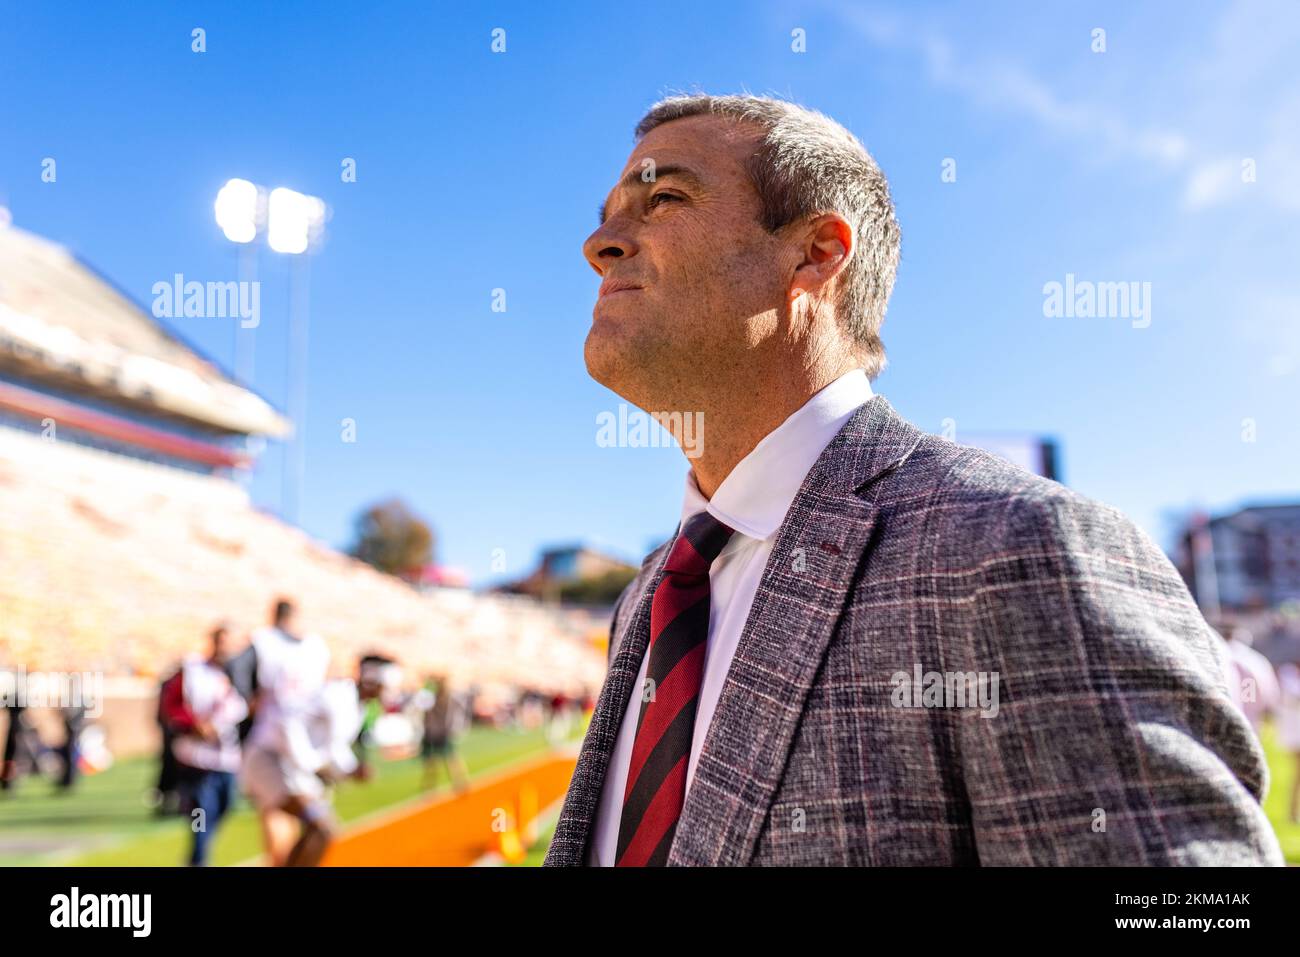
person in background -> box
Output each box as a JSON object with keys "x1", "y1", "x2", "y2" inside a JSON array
[
  {"x1": 161, "y1": 623, "x2": 248, "y2": 866},
  {"x1": 354, "y1": 654, "x2": 400, "y2": 776},
  {"x1": 1, "y1": 699, "x2": 35, "y2": 792},
  {"x1": 1276, "y1": 661, "x2": 1300, "y2": 824},
  {"x1": 1220, "y1": 626, "x2": 1281, "y2": 731},
  {"x1": 153, "y1": 668, "x2": 184, "y2": 813},
  {"x1": 55, "y1": 704, "x2": 86, "y2": 792},
  {"x1": 268, "y1": 655, "x2": 390, "y2": 864},
  {"x1": 546, "y1": 691, "x2": 574, "y2": 745},
  {"x1": 417, "y1": 673, "x2": 469, "y2": 793},
  {"x1": 234, "y1": 598, "x2": 333, "y2": 866},
  {"x1": 234, "y1": 600, "x2": 381, "y2": 866},
  {"x1": 224, "y1": 628, "x2": 259, "y2": 746}
]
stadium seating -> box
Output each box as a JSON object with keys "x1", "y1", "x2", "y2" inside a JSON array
[{"x1": 0, "y1": 423, "x2": 607, "y2": 705}]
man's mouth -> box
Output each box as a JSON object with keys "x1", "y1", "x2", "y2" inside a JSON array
[{"x1": 598, "y1": 280, "x2": 644, "y2": 299}]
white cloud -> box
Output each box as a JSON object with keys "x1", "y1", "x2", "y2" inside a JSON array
[
  {"x1": 835, "y1": 3, "x2": 1189, "y2": 167},
  {"x1": 836, "y1": 0, "x2": 1300, "y2": 212},
  {"x1": 1183, "y1": 157, "x2": 1243, "y2": 210}
]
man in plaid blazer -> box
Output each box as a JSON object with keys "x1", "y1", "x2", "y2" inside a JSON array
[{"x1": 546, "y1": 93, "x2": 1281, "y2": 866}]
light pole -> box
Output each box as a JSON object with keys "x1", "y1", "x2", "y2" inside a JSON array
[
  {"x1": 213, "y1": 179, "x2": 326, "y2": 525},
  {"x1": 214, "y1": 178, "x2": 262, "y2": 390},
  {"x1": 267, "y1": 187, "x2": 327, "y2": 527}
]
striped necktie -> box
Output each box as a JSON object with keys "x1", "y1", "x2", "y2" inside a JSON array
[{"x1": 615, "y1": 510, "x2": 735, "y2": 866}]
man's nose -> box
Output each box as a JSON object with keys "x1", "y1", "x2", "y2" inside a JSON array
[{"x1": 582, "y1": 224, "x2": 637, "y2": 274}]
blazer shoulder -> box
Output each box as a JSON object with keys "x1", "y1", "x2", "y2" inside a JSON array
[
  {"x1": 890, "y1": 435, "x2": 1173, "y2": 574},
  {"x1": 905, "y1": 432, "x2": 1065, "y2": 504}
]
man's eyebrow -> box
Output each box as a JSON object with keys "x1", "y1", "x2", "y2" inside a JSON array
[{"x1": 597, "y1": 164, "x2": 705, "y2": 225}]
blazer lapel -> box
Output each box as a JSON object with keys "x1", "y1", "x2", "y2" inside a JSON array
[
  {"x1": 668, "y1": 394, "x2": 924, "y2": 865},
  {"x1": 543, "y1": 537, "x2": 673, "y2": 865}
]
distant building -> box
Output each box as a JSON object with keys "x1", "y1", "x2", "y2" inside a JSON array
[
  {"x1": 501, "y1": 545, "x2": 636, "y2": 603},
  {"x1": 1175, "y1": 504, "x2": 1300, "y2": 613}
]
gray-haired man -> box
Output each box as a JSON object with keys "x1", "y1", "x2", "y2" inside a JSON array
[{"x1": 545, "y1": 93, "x2": 1282, "y2": 867}]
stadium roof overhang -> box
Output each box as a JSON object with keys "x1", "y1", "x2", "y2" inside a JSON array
[
  {"x1": 0, "y1": 378, "x2": 251, "y2": 468},
  {"x1": 0, "y1": 225, "x2": 291, "y2": 439}
]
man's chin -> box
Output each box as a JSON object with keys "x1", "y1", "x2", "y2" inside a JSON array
[
  {"x1": 583, "y1": 324, "x2": 644, "y2": 398},
  {"x1": 583, "y1": 326, "x2": 620, "y2": 389}
]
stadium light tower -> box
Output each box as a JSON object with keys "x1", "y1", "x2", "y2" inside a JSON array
[
  {"x1": 267, "y1": 186, "x2": 327, "y2": 528},
  {"x1": 267, "y1": 187, "x2": 326, "y2": 255},
  {"x1": 213, "y1": 178, "x2": 326, "y2": 525},
  {"x1": 214, "y1": 179, "x2": 264, "y2": 406},
  {"x1": 214, "y1": 178, "x2": 260, "y2": 244}
]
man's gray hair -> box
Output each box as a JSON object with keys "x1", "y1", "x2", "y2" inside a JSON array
[{"x1": 635, "y1": 93, "x2": 900, "y2": 380}]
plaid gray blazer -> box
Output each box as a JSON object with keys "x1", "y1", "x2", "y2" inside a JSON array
[{"x1": 544, "y1": 394, "x2": 1282, "y2": 866}]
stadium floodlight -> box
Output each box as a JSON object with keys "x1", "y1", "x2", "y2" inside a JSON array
[
  {"x1": 267, "y1": 187, "x2": 326, "y2": 255},
  {"x1": 214, "y1": 178, "x2": 261, "y2": 244}
]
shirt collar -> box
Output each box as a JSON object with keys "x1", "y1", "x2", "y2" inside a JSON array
[{"x1": 679, "y1": 368, "x2": 875, "y2": 542}]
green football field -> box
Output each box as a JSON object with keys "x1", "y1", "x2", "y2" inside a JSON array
[
  {"x1": 1257, "y1": 720, "x2": 1300, "y2": 863},
  {"x1": 0, "y1": 722, "x2": 572, "y2": 867}
]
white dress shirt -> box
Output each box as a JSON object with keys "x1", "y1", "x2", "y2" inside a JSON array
[{"x1": 587, "y1": 368, "x2": 875, "y2": 865}]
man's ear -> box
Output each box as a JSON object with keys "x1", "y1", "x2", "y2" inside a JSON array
[{"x1": 789, "y1": 213, "x2": 853, "y2": 303}]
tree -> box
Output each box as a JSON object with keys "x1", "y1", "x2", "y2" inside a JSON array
[{"x1": 349, "y1": 498, "x2": 435, "y2": 578}]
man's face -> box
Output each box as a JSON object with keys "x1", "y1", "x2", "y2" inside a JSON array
[{"x1": 582, "y1": 115, "x2": 794, "y2": 407}]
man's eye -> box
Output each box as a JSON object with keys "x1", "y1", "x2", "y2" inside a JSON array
[{"x1": 647, "y1": 192, "x2": 682, "y2": 208}]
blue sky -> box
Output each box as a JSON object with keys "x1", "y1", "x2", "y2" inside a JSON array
[{"x1": 2, "y1": 0, "x2": 1297, "y2": 585}]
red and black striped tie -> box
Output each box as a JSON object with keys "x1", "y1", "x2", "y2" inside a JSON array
[{"x1": 615, "y1": 510, "x2": 735, "y2": 866}]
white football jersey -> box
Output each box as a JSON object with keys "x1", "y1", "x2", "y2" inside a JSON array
[{"x1": 247, "y1": 626, "x2": 330, "y2": 760}]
